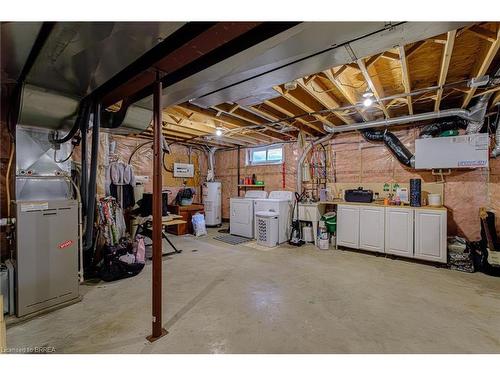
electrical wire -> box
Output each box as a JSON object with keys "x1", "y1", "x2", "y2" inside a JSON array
[{"x1": 54, "y1": 146, "x2": 75, "y2": 163}]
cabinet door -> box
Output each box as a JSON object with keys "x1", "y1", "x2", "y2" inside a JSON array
[
  {"x1": 359, "y1": 206, "x2": 385, "y2": 253},
  {"x1": 385, "y1": 208, "x2": 414, "y2": 258},
  {"x1": 414, "y1": 209, "x2": 447, "y2": 263},
  {"x1": 337, "y1": 205, "x2": 360, "y2": 249}
]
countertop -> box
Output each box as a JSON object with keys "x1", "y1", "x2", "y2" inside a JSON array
[{"x1": 300, "y1": 199, "x2": 447, "y2": 211}]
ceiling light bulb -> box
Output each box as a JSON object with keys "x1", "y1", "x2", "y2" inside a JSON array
[
  {"x1": 215, "y1": 128, "x2": 223, "y2": 136},
  {"x1": 363, "y1": 97, "x2": 373, "y2": 107},
  {"x1": 362, "y1": 90, "x2": 374, "y2": 98}
]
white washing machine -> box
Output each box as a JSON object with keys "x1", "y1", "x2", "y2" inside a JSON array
[
  {"x1": 230, "y1": 190, "x2": 268, "y2": 238},
  {"x1": 253, "y1": 191, "x2": 294, "y2": 244}
]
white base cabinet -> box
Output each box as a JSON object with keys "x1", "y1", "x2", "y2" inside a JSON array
[
  {"x1": 359, "y1": 206, "x2": 385, "y2": 252},
  {"x1": 385, "y1": 208, "x2": 413, "y2": 258},
  {"x1": 337, "y1": 205, "x2": 360, "y2": 249},
  {"x1": 336, "y1": 204, "x2": 447, "y2": 264},
  {"x1": 414, "y1": 209, "x2": 447, "y2": 263}
]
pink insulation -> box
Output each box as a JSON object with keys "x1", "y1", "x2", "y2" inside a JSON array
[
  {"x1": 215, "y1": 144, "x2": 299, "y2": 218},
  {"x1": 71, "y1": 130, "x2": 500, "y2": 241},
  {"x1": 216, "y1": 131, "x2": 500, "y2": 241},
  {"x1": 73, "y1": 134, "x2": 208, "y2": 205}
]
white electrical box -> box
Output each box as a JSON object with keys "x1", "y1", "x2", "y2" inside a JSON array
[
  {"x1": 173, "y1": 163, "x2": 194, "y2": 178},
  {"x1": 415, "y1": 134, "x2": 489, "y2": 169}
]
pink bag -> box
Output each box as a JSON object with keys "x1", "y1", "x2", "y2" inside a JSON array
[{"x1": 134, "y1": 235, "x2": 146, "y2": 264}]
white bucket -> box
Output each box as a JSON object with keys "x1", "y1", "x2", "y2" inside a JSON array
[
  {"x1": 428, "y1": 194, "x2": 442, "y2": 207},
  {"x1": 302, "y1": 226, "x2": 314, "y2": 242},
  {"x1": 318, "y1": 238, "x2": 330, "y2": 250}
]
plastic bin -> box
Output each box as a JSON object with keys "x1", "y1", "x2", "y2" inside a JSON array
[{"x1": 322, "y1": 213, "x2": 337, "y2": 234}]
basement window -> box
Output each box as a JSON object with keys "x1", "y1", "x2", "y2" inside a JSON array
[{"x1": 247, "y1": 145, "x2": 284, "y2": 166}]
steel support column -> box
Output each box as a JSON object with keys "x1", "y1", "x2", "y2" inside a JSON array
[{"x1": 147, "y1": 72, "x2": 168, "y2": 342}]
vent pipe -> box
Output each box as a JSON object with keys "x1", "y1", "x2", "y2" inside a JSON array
[
  {"x1": 207, "y1": 147, "x2": 218, "y2": 182},
  {"x1": 323, "y1": 104, "x2": 491, "y2": 135},
  {"x1": 492, "y1": 105, "x2": 500, "y2": 158}
]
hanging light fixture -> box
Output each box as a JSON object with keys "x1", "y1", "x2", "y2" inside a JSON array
[
  {"x1": 362, "y1": 90, "x2": 374, "y2": 107},
  {"x1": 215, "y1": 127, "x2": 223, "y2": 136}
]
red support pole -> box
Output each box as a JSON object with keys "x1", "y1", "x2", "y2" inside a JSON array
[{"x1": 147, "y1": 72, "x2": 167, "y2": 342}]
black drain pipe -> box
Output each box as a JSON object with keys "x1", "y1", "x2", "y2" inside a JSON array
[
  {"x1": 361, "y1": 129, "x2": 415, "y2": 168},
  {"x1": 83, "y1": 102, "x2": 100, "y2": 251}
]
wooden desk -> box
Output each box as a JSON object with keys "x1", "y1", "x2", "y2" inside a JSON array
[
  {"x1": 167, "y1": 204, "x2": 204, "y2": 235},
  {"x1": 163, "y1": 219, "x2": 187, "y2": 227},
  {"x1": 162, "y1": 214, "x2": 183, "y2": 224}
]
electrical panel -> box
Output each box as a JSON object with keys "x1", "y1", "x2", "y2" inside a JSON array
[{"x1": 173, "y1": 163, "x2": 194, "y2": 178}]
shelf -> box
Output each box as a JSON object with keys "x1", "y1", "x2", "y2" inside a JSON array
[{"x1": 237, "y1": 184, "x2": 265, "y2": 187}]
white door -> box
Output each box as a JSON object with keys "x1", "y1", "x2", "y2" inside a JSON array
[
  {"x1": 230, "y1": 199, "x2": 254, "y2": 238},
  {"x1": 337, "y1": 205, "x2": 360, "y2": 249},
  {"x1": 385, "y1": 208, "x2": 414, "y2": 258},
  {"x1": 414, "y1": 209, "x2": 447, "y2": 263},
  {"x1": 359, "y1": 206, "x2": 385, "y2": 253}
]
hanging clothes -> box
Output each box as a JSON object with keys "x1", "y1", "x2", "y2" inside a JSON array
[
  {"x1": 97, "y1": 197, "x2": 127, "y2": 246},
  {"x1": 107, "y1": 161, "x2": 136, "y2": 209}
]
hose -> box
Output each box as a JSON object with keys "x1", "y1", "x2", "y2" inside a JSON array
[
  {"x1": 80, "y1": 102, "x2": 92, "y2": 216},
  {"x1": 6, "y1": 145, "x2": 15, "y2": 218},
  {"x1": 54, "y1": 146, "x2": 75, "y2": 163},
  {"x1": 51, "y1": 101, "x2": 89, "y2": 144},
  {"x1": 83, "y1": 102, "x2": 100, "y2": 251}
]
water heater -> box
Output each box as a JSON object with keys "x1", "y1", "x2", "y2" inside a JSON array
[{"x1": 203, "y1": 182, "x2": 222, "y2": 226}]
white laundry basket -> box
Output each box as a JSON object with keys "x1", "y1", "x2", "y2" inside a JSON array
[{"x1": 255, "y1": 211, "x2": 279, "y2": 247}]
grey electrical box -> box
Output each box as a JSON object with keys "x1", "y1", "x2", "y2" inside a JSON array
[{"x1": 14, "y1": 199, "x2": 79, "y2": 317}]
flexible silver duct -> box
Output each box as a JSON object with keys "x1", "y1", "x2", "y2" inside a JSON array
[
  {"x1": 492, "y1": 104, "x2": 500, "y2": 158},
  {"x1": 323, "y1": 106, "x2": 490, "y2": 134},
  {"x1": 207, "y1": 147, "x2": 218, "y2": 182},
  {"x1": 465, "y1": 93, "x2": 494, "y2": 134}
]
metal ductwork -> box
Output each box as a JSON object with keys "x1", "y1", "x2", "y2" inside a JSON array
[
  {"x1": 189, "y1": 22, "x2": 470, "y2": 109},
  {"x1": 492, "y1": 105, "x2": 500, "y2": 158},
  {"x1": 323, "y1": 105, "x2": 492, "y2": 135},
  {"x1": 465, "y1": 92, "x2": 495, "y2": 134},
  {"x1": 3, "y1": 22, "x2": 185, "y2": 135},
  {"x1": 17, "y1": 84, "x2": 154, "y2": 134},
  {"x1": 207, "y1": 147, "x2": 217, "y2": 182}
]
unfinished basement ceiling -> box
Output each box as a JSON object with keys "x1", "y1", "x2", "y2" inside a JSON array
[{"x1": 148, "y1": 22, "x2": 499, "y2": 148}]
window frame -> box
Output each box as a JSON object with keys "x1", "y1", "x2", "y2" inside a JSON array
[{"x1": 246, "y1": 144, "x2": 284, "y2": 166}]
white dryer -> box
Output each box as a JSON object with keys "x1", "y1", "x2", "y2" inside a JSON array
[
  {"x1": 253, "y1": 191, "x2": 294, "y2": 244},
  {"x1": 230, "y1": 190, "x2": 268, "y2": 238}
]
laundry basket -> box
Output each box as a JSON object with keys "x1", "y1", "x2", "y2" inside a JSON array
[{"x1": 255, "y1": 211, "x2": 279, "y2": 247}]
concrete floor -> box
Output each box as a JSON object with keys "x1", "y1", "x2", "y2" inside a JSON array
[{"x1": 6, "y1": 226, "x2": 500, "y2": 353}]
